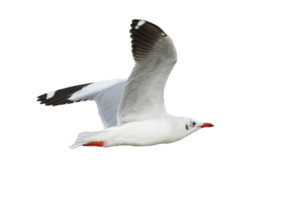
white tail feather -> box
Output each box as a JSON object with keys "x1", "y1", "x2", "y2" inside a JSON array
[
  {"x1": 69, "y1": 131, "x2": 103, "y2": 149},
  {"x1": 69, "y1": 127, "x2": 117, "y2": 149}
]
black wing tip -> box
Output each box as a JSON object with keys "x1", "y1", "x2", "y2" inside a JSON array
[
  {"x1": 37, "y1": 82, "x2": 92, "y2": 107},
  {"x1": 131, "y1": 19, "x2": 167, "y2": 37},
  {"x1": 37, "y1": 94, "x2": 75, "y2": 106},
  {"x1": 37, "y1": 94, "x2": 50, "y2": 106},
  {"x1": 37, "y1": 92, "x2": 76, "y2": 106},
  {"x1": 130, "y1": 19, "x2": 167, "y2": 61}
]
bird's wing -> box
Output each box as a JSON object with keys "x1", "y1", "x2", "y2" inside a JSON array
[
  {"x1": 117, "y1": 19, "x2": 177, "y2": 125},
  {"x1": 35, "y1": 78, "x2": 127, "y2": 128}
]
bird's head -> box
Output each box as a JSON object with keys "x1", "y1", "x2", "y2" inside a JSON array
[{"x1": 182, "y1": 116, "x2": 217, "y2": 135}]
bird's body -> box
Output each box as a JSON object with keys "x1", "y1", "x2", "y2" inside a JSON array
[
  {"x1": 71, "y1": 115, "x2": 195, "y2": 148},
  {"x1": 38, "y1": 19, "x2": 213, "y2": 149}
]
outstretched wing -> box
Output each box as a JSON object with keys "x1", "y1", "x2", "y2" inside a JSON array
[
  {"x1": 117, "y1": 20, "x2": 177, "y2": 125},
  {"x1": 35, "y1": 78, "x2": 127, "y2": 128}
]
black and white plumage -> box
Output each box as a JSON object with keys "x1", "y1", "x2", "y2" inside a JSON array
[
  {"x1": 38, "y1": 80, "x2": 127, "y2": 128},
  {"x1": 38, "y1": 19, "x2": 213, "y2": 149}
]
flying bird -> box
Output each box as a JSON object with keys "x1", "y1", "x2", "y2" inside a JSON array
[{"x1": 37, "y1": 19, "x2": 214, "y2": 149}]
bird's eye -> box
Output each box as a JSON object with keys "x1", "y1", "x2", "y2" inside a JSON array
[{"x1": 191, "y1": 122, "x2": 196, "y2": 127}]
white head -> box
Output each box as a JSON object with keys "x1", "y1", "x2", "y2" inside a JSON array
[{"x1": 181, "y1": 117, "x2": 214, "y2": 137}]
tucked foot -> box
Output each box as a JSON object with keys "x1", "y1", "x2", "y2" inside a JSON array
[{"x1": 83, "y1": 141, "x2": 105, "y2": 147}]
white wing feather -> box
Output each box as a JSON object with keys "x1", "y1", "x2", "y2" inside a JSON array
[{"x1": 117, "y1": 20, "x2": 177, "y2": 125}]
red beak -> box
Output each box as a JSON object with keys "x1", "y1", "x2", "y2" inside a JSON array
[{"x1": 198, "y1": 123, "x2": 214, "y2": 128}]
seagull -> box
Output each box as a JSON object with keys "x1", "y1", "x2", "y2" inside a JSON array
[{"x1": 37, "y1": 19, "x2": 214, "y2": 149}]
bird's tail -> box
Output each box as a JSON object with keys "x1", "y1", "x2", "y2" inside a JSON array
[
  {"x1": 67, "y1": 130, "x2": 105, "y2": 150},
  {"x1": 69, "y1": 127, "x2": 116, "y2": 149}
]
